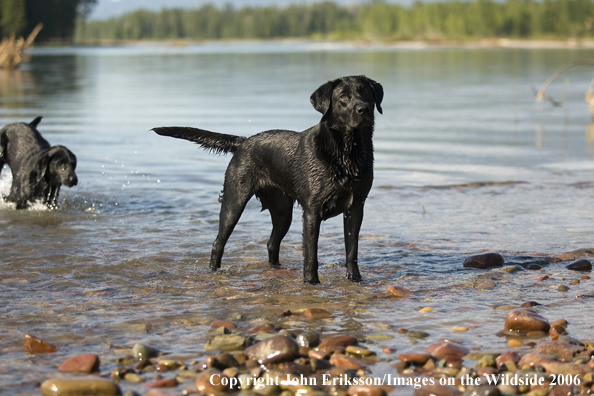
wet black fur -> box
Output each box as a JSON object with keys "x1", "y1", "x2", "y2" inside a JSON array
[
  {"x1": 0, "y1": 117, "x2": 78, "y2": 209},
  {"x1": 153, "y1": 76, "x2": 383, "y2": 284}
]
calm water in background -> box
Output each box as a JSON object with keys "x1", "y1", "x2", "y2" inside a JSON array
[{"x1": 1, "y1": 43, "x2": 594, "y2": 394}]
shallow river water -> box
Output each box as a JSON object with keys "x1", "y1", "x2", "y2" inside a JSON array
[{"x1": 1, "y1": 42, "x2": 594, "y2": 394}]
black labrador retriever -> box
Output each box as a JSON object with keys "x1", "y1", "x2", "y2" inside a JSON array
[
  {"x1": 0, "y1": 117, "x2": 78, "y2": 209},
  {"x1": 154, "y1": 76, "x2": 383, "y2": 283}
]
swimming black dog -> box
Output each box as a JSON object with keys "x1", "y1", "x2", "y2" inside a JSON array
[
  {"x1": 154, "y1": 76, "x2": 383, "y2": 283},
  {"x1": 0, "y1": 117, "x2": 78, "y2": 209}
]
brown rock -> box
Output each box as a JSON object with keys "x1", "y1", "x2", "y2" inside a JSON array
[
  {"x1": 347, "y1": 385, "x2": 386, "y2": 396},
  {"x1": 195, "y1": 371, "x2": 232, "y2": 394},
  {"x1": 463, "y1": 253, "x2": 504, "y2": 269},
  {"x1": 549, "y1": 385, "x2": 574, "y2": 396},
  {"x1": 40, "y1": 377, "x2": 121, "y2": 396},
  {"x1": 318, "y1": 335, "x2": 358, "y2": 348},
  {"x1": 24, "y1": 334, "x2": 58, "y2": 353},
  {"x1": 534, "y1": 341, "x2": 579, "y2": 362},
  {"x1": 329, "y1": 353, "x2": 366, "y2": 370},
  {"x1": 504, "y1": 309, "x2": 550, "y2": 333},
  {"x1": 248, "y1": 323, "x2": 277, "y2": 334},
  {"x1": 476, "y1": 367, "x2": 497, "y2": 376},
  {"x1": 566, "y1": 259, "x2": 592, "y2": 271},
  {"x1": 303, "y1": 308, "x2": 332, "y2": 320},
  {"x1": 58, "y1": 354, "x2": 100, "y2": 373},
  {"x1": 413, "y1": 382, "x2": 462, "y2": 396},
  {"x1": 210, "y1": 321, "x2": 236, "y2": 329},
  {"x1": 496, "y1": 351, "x2": 520, "y2": 367},
  {"x1": 540, "y1": 361, "x2": 594, "y2": 376},
  {"x1": 518, "y1": 353, "x2": 555, "y2": 367},
  {"x1": 387, "y1": 286, "x2": 412, "y2": 298},
  {"x1": 521, "y1": 301, "x2": 541, "y2": 307},
  {"x1": 424, "y1": 342, "x2": 469, "y2": 359},
  {"x1": 244, "y1": 335, "x2": 300, "y2": 365},
  {"x1": 534, "y1": 275, "x2": 549, "y2": 281},
  {"x1": 308, "y1": 349, "x2": 330, "y2": 360},
  {"x1": 396, "y1": 353, "x2": 429, "y2": 364},
  {"x1": 144, "y1": 378, "x2": 178, "y2": 388}
]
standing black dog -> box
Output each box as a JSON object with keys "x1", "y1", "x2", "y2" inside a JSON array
[
  {"x1": 154, "y1": 76, "x2": 383, "y2": 283},
  {"x1": 0, "y1": 117, "x2": 78, "y2": 209}
]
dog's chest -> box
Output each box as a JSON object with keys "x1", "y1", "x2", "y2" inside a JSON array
[{"x1": 321, "y1": 183, "x2": 358, "y2": 220}]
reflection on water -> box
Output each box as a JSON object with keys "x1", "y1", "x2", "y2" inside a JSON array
[{"x1": 1, "y1": 43, "x2": 594, "y2": 394}]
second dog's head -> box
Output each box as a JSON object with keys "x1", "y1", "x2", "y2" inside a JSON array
[
  {"x1": 310, "y1": 75, "x2": 383, "y2": 129},
  {"x1": 36, "y1": 146, "x2": 78, "y2": 187}
]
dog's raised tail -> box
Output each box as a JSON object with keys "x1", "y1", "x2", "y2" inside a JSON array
[{"x1": 153, "y1": 126, "x2": 247, "y2": 155}]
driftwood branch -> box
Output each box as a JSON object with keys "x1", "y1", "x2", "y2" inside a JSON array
[
  {"x1": 534, "y1": 59, "x2": 594, "y2": 108},
  {"x1": 0, "y1": 23, "x2": 43, "y2": 69}
]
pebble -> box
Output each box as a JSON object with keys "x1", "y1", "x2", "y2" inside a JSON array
[
  {"x1": 566, "y1": 258, "x2": 593, "y2": 271},
  {"x1": 533, "y1": 275, "x2": 549, "y2": 281},
  {"x1": 496, "y1": 351, "x2": 520, "y2": 366},
  {"x1": 504, "y1": 309, "x2": 550, "y2": 333},
  {"x1": 387, "y1": 285, "x2": 412, "y2": 298},
  {"x1": 210, "y1": 320, "x2": 237, "y2": 329},
  {"x1": 303, "y1": 308, "x2": 332, "y2": 320},
  {"x1": 329, "y1": 353, "x2": 366, "y2": 370},
  {"x1": 557, "y1": 285, "x2": 569, "y2": 292},
  {"x1": 501, "y1": 265, "x2": 520, "y2": 273},
  {"x1": 425, "y1": 341, "x2": 469, "y2": 358},
  {"x1": 419, "y1": 307, "x2": 433, "y2": 313},
  {"x1": 520, "y1": 301, "x2": 541, "y2": 307},
  {"x1": 527, "y1": 264, "x2": 542, "y2": 270},
  {"x1": 539, "y1": 361, "x2": 594, "y2": 376},
  {"x1": 124, "y1": 373, "x2": 143, "y2": 383},
  {"x1": 453, "y1": 327, "x2": 468, "y2": 332},
  {"x1": 248, "y1": 323, "x2": 277, "y2": 334},
  {"x1": 366, "y1": 334, "x2": 394, "y2": 341},
  {"x1": 244, "y1": 334, "x2": 300, "y2": 364},
  {"x1": 407, "y1": 330, "x2": 429, "y2": 339},
  {"x1": 534, "y1": 341, "x2": 578, "y2": 362},
  {"x1": 495, "y1": 305, "x2": 517, "y2": 310},
  {"x1": 318, "y1": 334, "x2": 358, "y2": 347},
  {"x1": 345, "y1": 345, "x2": 374, "y2": 356},
  {"x1": 347, "y1": 385, "x2": 386, "y2": 396},
  {"x1": 40, "y1": 377, "x2": 122, "y2": 396},
  {"x1": 582, "y1": 275, "x2": 590, "y2": 279},
  {"x1": 132, "y1": 343, "x2": 160, "y2": 360},
  {"x1": 413, "y1": 382, "x2": 462, "y2": 396},
  {"x1": 296, "y1": 330, "x2": 320, "y2": 348},
  {"x1": 396, "y1": 352, "x2": 430, "y2": 364},
  {"x1": 144, "y1": 378, "x2": 177, "y2": 388},
  {"x1": 24, "y1": 334, "x2": 58, "y2": 353},
  {"x1": 463, "y1": 253, "x2": 505, "y2": 269},
  {"x1": 508, "y1": 339, "x2": 523, "y2": 347},
  {"x1": 195, "y1": 371, "x2": 232, "y2": 394},
  {"x1": 462, "y1": 385, "x2": 501, "y2": 396},
  {"x1": 58, "y1": 354, "x2": 100, "y2": 373},
  {"x1": 205, "y1": 334, "x2": 247, "y2": 351}
]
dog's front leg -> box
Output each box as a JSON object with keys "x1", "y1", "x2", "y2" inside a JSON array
[
  {"x1": 302, "y1": 209, "x2": 321, "y2": 284},
  {"x1": 344, "y1": 203, "x2": 364, "y2": 282}
]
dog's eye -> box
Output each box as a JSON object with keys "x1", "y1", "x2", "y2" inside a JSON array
[{"x1": 340, "y1": 94, "x2": 348, "y2": 100}]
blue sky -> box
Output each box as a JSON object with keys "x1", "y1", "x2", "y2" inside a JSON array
[{"x1": 89, "y1": 0, "x2": 403, "y2": 20}]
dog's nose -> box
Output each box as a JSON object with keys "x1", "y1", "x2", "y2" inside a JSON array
[
  {"x1": 356, "y1": 104, "x2": 369, "y2": 114},
  {"x1": 69, "y1": 174, "x2": 78, "y2": 186}
]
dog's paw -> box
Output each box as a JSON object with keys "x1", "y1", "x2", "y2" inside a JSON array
[
  {"x1": 303, "y1": 276, "x2": 321, "y2": 285},
  {"x1": 346, "y1": 272, "x2": 363, "y2": 282}
]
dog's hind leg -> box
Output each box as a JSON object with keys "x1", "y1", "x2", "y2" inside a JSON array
[
  {"x1": 344, "y1": 203, "x2": 364, "y2": 282},
  {"x1": 258, "y1": 190, "x2": 294, "y2": 266},
  {"x1": 210, "y1": 180, "x2": 253, "y2": 271},
  {"x1": 302, "y1": 209, "x2": 322, "y2": 284}
]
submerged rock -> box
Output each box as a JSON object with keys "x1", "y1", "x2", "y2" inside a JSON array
[
  {"x1": 463, "y1": 253, "x2": 504, "y2": 269},
  {"x1": 534, "y1": 341, "x2": 578, "y2": 362},
  {"x1": 318, "y1": 335, "x2": 358, "y2": 348},
  {"x1": 24, "y1": 334, "x2": 58, "y2": 353},
  {"x1": 387, "y1": 286, "x2": 412, "y2": 298},
  {"x1": 566, "y1": 259, "x2": 592, "y2": 271},
  {"x1": 58, "y1": 354, "x2": 100, "y2": 373},
  {"x1": 303, "y1": 308, "x2": 332, "y2": 320},
  {"x1": 40, "y1": 377, "x2": 121, "y2": 396},
  {"x1": 244, "y1": 335, "x2": 299, "y2": 364},
  {"x1": 503, "y1": 309, "x2": 550, "y2": 333},
  {"x1": 132, "y1": 343, "x2": 160, "y2": 360},
  {"x1": 296, "y1": 330, "x2": 320, "y2": 348},
  {"x1": 205, "y1": 335, "x2": 248, "y2": 351},
  {"x1": 425, "y1": 341, "x2": 469, "y2": 358}
]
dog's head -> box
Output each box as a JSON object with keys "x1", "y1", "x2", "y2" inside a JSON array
[
  {"x1": 310, "y1": 76, "x2": 383, "y2": 128},
  {"x1": 36, "y1": 146, "x2": 78, "y2": 187}
]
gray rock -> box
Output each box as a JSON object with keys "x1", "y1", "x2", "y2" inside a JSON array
[{"x1": 244, "y1": 335, "x2": 299, "y2": 365}]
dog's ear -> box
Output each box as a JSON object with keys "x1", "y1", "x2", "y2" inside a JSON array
[
  {"x1": 33, "y1": 146, "x2": 65, "y2": 183},
  {"x1": 310, "y1": 79, "x2": 337, "y2": 119},
  {"x1": 365, "y1": 77, "x2": 384, "y2": 114},
  {"x1": 30, "y1": 116, "x2": 43, "y2": 128}
]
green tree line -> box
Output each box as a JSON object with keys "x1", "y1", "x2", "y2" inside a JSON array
[
  {"x1": 76, "y1": 0, "x2": 594, "y2": 42},
  {"x1": 0, "y1": 0, "x2": 96, "y2": 41}
]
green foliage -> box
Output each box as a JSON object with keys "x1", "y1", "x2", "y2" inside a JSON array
[
  {"x1": 76, "y1": 0, "x2": 594, "y2": 42},
  {"x1": 0, "y1": 0, "x2": 97, "y2": 41}
]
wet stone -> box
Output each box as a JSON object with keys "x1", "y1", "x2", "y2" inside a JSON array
[
  {"x1": 528, "y1": 264, "x2": 542, "y2": 270},
  {"x1": 318, "y1": 334, "x2": 358, "y2": 348},
  {"x1": 41, "y1": 377, "x2": 122, "y2": 396},
  {"x1": 346, "y1": 346, "x2": 374, "y2": 357},
  {"x1": 463, "y1": 253, "x2": 505, "y2": 269},
  {"x1": 303, "y1": 308, "x2": 332, "y2": 320},
  {"x1": 425, "y1": 341, "x2": 469, "y2": 358},
  {"x1": 407, "y1": 330, "x2": 430, "y2": 339},
  {"x1": 539, "y1": 361, "x2": 594, "y2": 376},
  {"x1": 296, "y1": 330, "x2": 320, "y2": 348},
  {"x1": 24, "y1": 334, "x2": 58, "y2": 353},
  {"x1": 58, "y1": 354, "x2": 100, "y2": 373},
  {"x1": 210, "y1": 320, "x2": 237, "y2": 329},
  {"x1": 566, "y1": 258, "x2": 592, "y2": 271},
  {"x1": 132, "y1": 343, "x2": 160, "y2": 360},
  {"x1": 557, "y1": 285, "x2": 569, "y2": 292},
  {"x1": 414, "y1": 382, "x2": 462, "y2": 396},
  {"x1": 329, "y1": 353, "x2": 366, "y2": 370},
  {"x1": 504, "y1": 309, "x2": 550, "y2": 333},
  {"x1": 496, "y1": 351, "x2": 520, "y2": 367},
  {"x1": 534, "y1": 341, "x2": 578, "y2": 362},
  {"x1": 387, "y1": 285, "x2": 412, "y2": 298},
  {"x1": 205, "y1": 334, "x2": 247, "y2": 351},
  {"x1": 244, "y1": 335, "x2": 300, "y2": 364},
  {"x1": 347, "y1": 385, "x2": 387, "y2": 396},
  {"x1": 145, "y1": 378, "x2": 177, "y2": 388},
  {"x1": 195, "y1": 371, "x2": 232, "y2": 394},
  {"x1": 476, "y1": 355, "x2": 496, "y2": 368},
  {"x1": 462, "y1": 386, "x2": 501, "y2": 396},
  {"x1": 248, "y1": 323, "x2": 277, "y2": 334}
]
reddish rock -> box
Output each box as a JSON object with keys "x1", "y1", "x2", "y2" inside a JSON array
[
  {"x1": 413, "y1": 382, "x2": 462, "y2": 396},
  {"x1": 534, "y1": 275, "x2": 549, "y2": 281},
  {"x1": 424, "y1": 342, "x2": 469, "y2": 359},
  {"x1": 329, "y1": 353, "x2": 366, "y2": 370},
  {"x1": 521, "y1": 301, "x2": 541, "y2": 307},
  {"x1": 247, "y1": 323, "x2": 277, "y2": 334},
  {"x1": 304, "y1": 308, "x2": 332, "y2": 320},
  {"x1": 549, "y1": 385, "x2": 574, "y2": 396},
  {"x1": 504, "y1": 309, "x2": 550, "y2": 333},
  {"x1": 145, "y1": 378, "x2": 178, "y2": 388},
  {"x1": 540, "y1": 361, "x2": 594, "y2": 376},
  {"x1": 244, "y1": 335, "x2": 300, "y2": 364},
  {"x1": 24, "y1": 334, "x2": 58, "y2": 353},
  {"x1": 195, "y1": 371, "x2": 232, "y2": 394},
  {"x1": 463, "y1": 253, "x2": 504, "y2": 269},
  {"x1": 518, "y1": 353, "x2": 554, "y2": 367},
  {"x1": 347, "y1": 385, "x2": 386, "y2": 396},
  {"x1": 210, "y1": 321, "x2": 236, "y2": 329},
  {"x1": 535, "y1": 341, "x2": 579, "y2": 362},
  {"x1": 387, "y1": 286, "x2": 412, "y2": 298},
  {"x1": 496, "y1": 351, "x2": 520, "y2": 367},
  {"x1": 566, "y1": 259, "x2": 592, "y2": 271},
  {"x1": 396, "y1": 353, "x2": 430, "y2": 365},
  {"x1": 318, "y1": 335, "x2": 358, "y2": 348},
  {"x1": 58, "y1": 354, "x2": 100, "y2": 373},
  {"x1": 477, "y1": 367, "x2": 497, "y2": 376},
  {"x1": 308, "y1": 349, "x2": 330, "y2": 360}
]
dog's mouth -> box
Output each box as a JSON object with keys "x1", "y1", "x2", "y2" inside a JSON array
[{"x1": 64, "y1": 175, "x2": 78, "y2": 187}]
